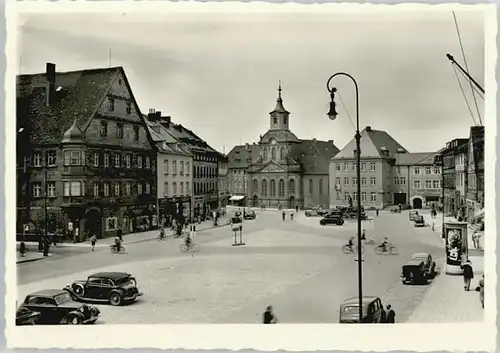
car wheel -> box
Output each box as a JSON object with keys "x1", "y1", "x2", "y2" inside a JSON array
[
  {"x1": 109, "y1": 291, "x2": 123, "y2": 306},
  {"x1": 73, "y1": 284, "x2": 85, "y2": 296},
  {"x1": 338, "y1": 219, "x2": 344, "y2": 225},
  {"x1": 67, "y1": 315, "x2": 82, "y2": 325}
]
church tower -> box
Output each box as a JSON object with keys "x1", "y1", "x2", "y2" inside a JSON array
[{"x1": 269, "y1": 81, "x2": 290, "y2": 131}]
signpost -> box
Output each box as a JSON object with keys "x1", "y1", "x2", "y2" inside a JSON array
[
  {"x1": 444, "y1": 221, "x2": 468, "y2": 275},
  {"x1": 232, "y1": 223, "x2": 245, "y2": 246}
]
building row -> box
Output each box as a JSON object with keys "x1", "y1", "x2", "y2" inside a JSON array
[{"x1": 16, "y1": 63, "x2": 229, "y2": 240}]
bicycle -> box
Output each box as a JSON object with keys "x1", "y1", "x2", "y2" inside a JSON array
[
  {"x1": 375, "y1": 244, "x2": 397, "y2": 255},
  {"x1": 342, "y1": 244, "x2": 364, "y2": 254},
  {"x1": 180, "y1": 243, "x2": 199, "y2": 253},
  {"x1": 110, "y1": 245, "x2": 126, "y2": 254}
]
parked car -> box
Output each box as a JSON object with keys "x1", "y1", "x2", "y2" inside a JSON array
[
  {"x1": 413, "y1": 215, "x2": 425, "y2": 227},
  {"x1": 319, "y1": 214, "x2": 344, "y2": 226},
  {"x1": 339, "y1": 296, "x2": 384, "y2": 323},
  {"x1": 409, "y1": 210, "x2": 418, "y2": 221},
  {"x1": 16, "y1": 306, "x2": 41, "y2": 325},
  {"x1": 401, "y1": 260, "x2": 428, "y2": 284},
  {"x1": 305, "y1": 209, "x2": 320, "y2": 217},
  {"x1": 64, "y1": 272, "x2": 143, "y2": 306},
  {"x1": 411, "y1": 253, "x2": 436, "y2": 279},
  {"x1": 17, "y1": 289, "x2": 100, "y2": 325},
  {"x1": 243, "y1": 210, "x2": 256, "y2": 220}
]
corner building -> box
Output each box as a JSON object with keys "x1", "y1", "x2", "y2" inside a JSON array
[{"x1": 228, "y1": 85, "x2": 339, "y2": 209}]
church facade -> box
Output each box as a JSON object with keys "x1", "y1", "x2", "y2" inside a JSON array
[{"x1": 227, "y1": 85, "x2": 339, "y2": 209}]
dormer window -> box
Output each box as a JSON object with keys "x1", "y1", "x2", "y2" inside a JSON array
[{"x1": 381, "y1": 146, "x2": 389, "y2": 157}]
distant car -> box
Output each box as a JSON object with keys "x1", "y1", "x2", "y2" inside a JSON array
[
  {"x1": 401, "y1": 260, "x2": 427, "y2": 284},
  {"x1": 243, "y1": 210, "x2": 256, "y2": 220},
  {"x1": 319, "y1": 214, "x2": 344, "y2": 226},
  {"x1": 17, "y1": 289, "x2": 100, "y2": 325},
  {"x1": 413, "y1": 215, "x2": 425, "y2": 227},
  {"x1": 64, "y1": 272, "x2": 143, "y2": 306},
  {"x1": 411, "y1": 253, "x2": 436, "y2": 279},
  {"x1": 16, "y1": 306, "x2": 41, "y2": 325},
  {"x1": 339, "y1": 296, "x2": 384, "y2": 323},
  {"x1": 305, "y1": 209, "x2": 320, "y2": 217},
  {"x1": 409, "y1": 210, "x2": 418, "y2": 221}
]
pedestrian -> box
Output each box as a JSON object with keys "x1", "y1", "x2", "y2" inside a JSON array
[
  {"x1": 385, "y1": 304, "x2": 395, "y2": 323},
  {"x1": 461, "y1": 260, "x2": 474, "y2": 291},
  {"x1": 19, "y1": 241, "x2": 27, "y2": 257},
  {"x1": 361, "y1": 229, "x2": 366, "y2": 241},
  {"x1": 380, "y1": 305, "x2": 387, "y2": 323},
  {"x1": 475, "y1": 274, "x2": 484, "y2": 309},
  {"x1": 290, "y1": 210, "x2": 294, "y2": 221},
  {"x1": 295, "y1": 205, "x2": 299, "y2": 212},
  {"x1": 263, "y1": 305, "x2": 278, "y2": 324},
  {"x1": 282, "y1": 211, "x2": 286, "y2": 222},
  {"x1": 117, "y1": 228, "x2": 123, "y2": 242},
  {"x1": 376, "y1": 208, "x2": 379, "y2": 218},
  {"x1": 90, "y1": 234, "x2": 97, "y2": 251}
]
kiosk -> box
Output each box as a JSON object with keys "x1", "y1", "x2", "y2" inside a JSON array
[{"x1": 444, "y1": 221, "x2": 468, "y2": 275}]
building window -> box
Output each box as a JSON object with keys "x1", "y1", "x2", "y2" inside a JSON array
[
  {"x1": 180, "y1": 161, "x2": 184, "y2": 175},
  {"x1": 180, "y1": 182, "x2": 184, "y2": 195},
  {"x1": 106, "y1": 217, "x2": 117, "y2": 231},
  {"x1": 32, "y1": 153, "x2": 42, "y2": 167},
  {"x1": 335, "y1": 177, "x2": 340, "y2": 185},
  {"x1": 134, "y1": 126, "x2": 139, "y2": 140},
  {"x1": 126, "y1": 102, "x2": 132, "y2": 114},
  {"x1": 433, "y1": 180, "x2": 440, "y2": 189},
  {"x1": 124, "y1": 155, "x2": 131, "y2": 168},
  {"x1": 400, "y1": 177, "x2": 406, "y2": 185},
  {"x1": 370, "y1": 162, "x2": 376, "y2": 172},
  {"x1": 280, "y1": 148, "x2": 286, "y2": 160},
  {"x1": 425, "y1": 166, "x2": 432, "y2": 175},
  {"x1": 144, "y1": 157, "x2": 150, "y2": 169},
  {"x1": 47, "y1": 151, "x2": 56, "y2": 166},
  {"x1": 361, "y1": 192, "x2": 367, "y2": 201},
  {"x1": 114, "y1": 183, "x2": 120, "y2": 196},
  {"x1": 270, "y1": 179, "x2": 276, "y2": 197},
  {"x1": 370, "y1": 177, "x2": 376, "y2": 186},
  {"x1": 186, "y1": 162, "x2": 190, "y2": 175},
  {"x1": 100, "y1": 121, "x2": 108, "y2": 136},
  {"x1": 108, "y1": 98, "x2": 115, "y2": 111},
  {"x1": 434, "y1": 166, "x2": 441, "y2": 174},
  {"x1": 353, "y1": 192, "x2": 358, "y2": 201},
  {"x1": 104, "y1": 154, "x2": 109, "y2": 167},
  {"x1": 253, "y1": 179, "x2": 258, "y2": 193},
  {"x1": 352, "y1": 163, "x2": 357, "y2": 171},
  {"x1": 344, "y1": 163, "x2": 348, "y2": 172},
  {"x1": 361, "y1": 163, "x2": 366, "y2": 172},
  {"x1": 425, "y1": 180, "x2": 432, "y2": 189},
  {"x1": 173, "y1": 161, "x2": 177, "y2": 175},
  {"x1": 93, "y1": 153, "x2": 99, "y2": 167},
  {"x1": 145, "y1": 183, "x2": 150, "y2": 194},
  {"x1": 114, "y1": 154, "x2": 120, "y2": 168},
  {"x1": 344, "y1": 177, "x2": 349, "y2": 186},
  {"x1": 414, "y1": 180, "x2": 421, "y2": 189},
  {"x1": 271, "y1": 148, "x2": 276, "y2": 161},
  {"x1": 371, "y1": 192, "x2": 377, "y2": 202},
  {"x1": 262, "y1": 180, "x2": 268, "y2": 196},
  {"x1": 44, "y1": 182, "x2": 55, "y2": 197},
  {"x1": 137, "y1": 156, "x2": 143, "y2": 168},
  {"x1": 173, "y1": 182, "x2": 177, "y2": 195},
  {"x1": 104, "y1": 182, "x2": 110, "y2": 196},
  {"x1": 289, "y1": 179, "x2": 295, "y2": 194},
  {"x1": 336, "y1": 164, "x2": 341, "y2": 172},
  {"x1": 70, "y1": 151, "x2": 81, "y2": 165},
  {"x1": 394, "y1": 177, "x2": 399, "y2": 185},
  {"x1": 117, "y1": 123, "x2": 124, "y2": 139},
  {"x1": 164, "y1": 182, "x2": 169, "y2": 196},
  {"x1": 414, "y1": 167, "x2": 421, "y2": 175},
  {"x1": 164, "y1": 159, "x2": 169, "y2": 174},
  {"x1": 273, "y1": 117, "x2": 277, "y2": 125},
  {"x1": 125, "y1": 182, "x2": 131, "y2": 195},
  {"x1": 93, "y1": 183, "x2": 99, "y2": 197},
  {"x1": 63, "y1": 181, "x2": 83, "y2": 196},
  {"x1": 344, "y1": 192, "x2": 350, "y2": 201},
  {"x1": 279, "y1": 179, "x2": 285, "y2": 197},
  {"x1": 352, "y1": 177, "x2": 357, "y2": 186},
  {"x1": 137, "y1": 183, "x2": 143, "y2": 194},
  {"x1": 186, "y1": 182, "x2": 190, "y2": 194},
  {"x1": 309, "y1": 179, "x2": 313, "y2": 194},
  {"x1": 32, "y1": 182, "x2": 42, "y2": 197}
]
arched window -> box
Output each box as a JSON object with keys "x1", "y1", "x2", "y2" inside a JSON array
[
  {"x1": 270, "y1": 179, "x2": 276, "y2": 197},
  {"x1": 280, "y1": 147, "x2": 286, "y2": 160},
  {"x1": 271, "y1": 148, "x2": 276, "y2": 161},
  {"x1": 289, "y1": 179, "x2": 295, "y2": 194},
  {"x1": 262, "y1": 179, "x2": 268, "y2": 196},
  {"x1": 309, "y1": 179, "x2": 313, "y2": 194},
  {"x1": 252, "y1": 179, "x2": 258, "y2": 194},
  {"x1": 273, "y1": 117, "x2": 277, "y2": 125},
  {"x1": 279, "y1": 179, "x2": 285, "y2": 197},
  {"x1": 263, "y1": 148, "x2": 268, "y2": 161}
]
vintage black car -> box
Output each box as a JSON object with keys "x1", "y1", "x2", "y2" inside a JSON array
[
  {"x1": 401, "y1": 260, "x2": 427, "y2": 284},
  {"x1": 243, "y1": 210, "x2": 256, "y2": 220},
  {"x1": 16, "y1": 306, "x2": 41, "y2": 325},
  {"x1": 411, "y1": 252, "x2": 436, "y2": 278},
  {"x1": 413, "y1": 215, "x2": 425, "y2": 227},
  {"x1": 339, "y1": 296, "x2": 384, "y2": 323},
  {"x1": 319, "y1": 214, "x2": 344, "y2": 226},
  {"x1": 409, "y1": 210, "x2": 418, "y2": 221},
  {"x1": 65, "y1": 272, "x2": 143, "y2": 306},
  {"x1": 17, "y1": 289, "x2": 100, "y2": 325}
]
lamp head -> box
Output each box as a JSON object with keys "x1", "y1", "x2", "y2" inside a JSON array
[{"x1": 327, "y1": 87, "x2": 338, "y2": 121}]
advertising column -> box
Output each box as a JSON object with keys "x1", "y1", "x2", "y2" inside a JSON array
[{"x1": 444, "y1": 221, "x2": 469, "y2": 275}]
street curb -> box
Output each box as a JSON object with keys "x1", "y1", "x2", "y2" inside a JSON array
[{"x1": 16, "y1": 253, "x2": 53, "y2": 264}]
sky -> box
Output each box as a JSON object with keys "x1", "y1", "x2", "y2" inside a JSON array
[{"x1": 15, "y1": 6, "x2": 487, "y2": 154}]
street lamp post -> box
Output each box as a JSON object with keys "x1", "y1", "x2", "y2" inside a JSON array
[
  {"x1": 326, "y1": 72, "x2": 363, "y2": 323},
  {"x1": 434, "y1": 154, "x2": 446, "y2": 239}
]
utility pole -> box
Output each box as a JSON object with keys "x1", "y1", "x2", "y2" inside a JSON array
[{"x1": 446, "y1": 54, "x2": 485, "y2": 95}]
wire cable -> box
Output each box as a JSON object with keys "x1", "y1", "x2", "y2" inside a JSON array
[
  {"x1": 337, "y1": 90, "x2": 357, "y2": 133},
  {"x1": 454, "y1": 63, "x2": 484, "y2": 100},
  {"x1": 452, "y1": 63, "x2": 478, "y2": 126}
]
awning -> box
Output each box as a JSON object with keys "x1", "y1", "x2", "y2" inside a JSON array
[{"x1": 230, "y1": 195, "x2": 246, "y2": 201}]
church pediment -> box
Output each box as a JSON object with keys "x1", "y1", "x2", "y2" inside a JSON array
[{"x1": 258, "y1": 161, "x2": 286, "y2": 173}]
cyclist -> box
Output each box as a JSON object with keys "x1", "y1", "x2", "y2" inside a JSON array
[
  {"x1": 185, "y1": 232, "x2": 193, "y2": 250},
  {"x1": 113, "y1": 236, "x2": 122, "y2": 253},
  {"x1": 347, "y1": 236, "x2": 355, "y2": 252},
  {"x1": 379, "y1": 237, "x2": 389, "y2": 252}
]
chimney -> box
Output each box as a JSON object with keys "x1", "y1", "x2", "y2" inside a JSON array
[
  {"x1": 147, "y1": 108, "x2": 156, "y2": 121},
  {"x1": 328, "y1": 139, "x2": 334, "y2": 145},
  {"x1": 45, "y1": 63, "x2": 56, "y2": 106},
  {"x1": 155, "y1": 111, "x2": 161, "y2": 120},
  {"x1": 161, "y1": 116, "x2": 171, "y2": 128},
  {"x1": 366, "y1": 126, "x2": 372, "y2": 132}
]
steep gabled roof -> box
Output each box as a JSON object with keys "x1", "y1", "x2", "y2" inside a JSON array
[
  {"x1": 291, "y1": 139, "x2": 339, "y2": 174},
  {"x1": 146, "y1": 119, "x2": 191, "y2": 156},
  {"x1": 395, "y1": 152, "x2": 439, "y2": 166},
  {"x1": 333, "y1": 127, "x2": 407, "y2": 160},
  {"x1": 227, "y1": 143, "x2": 260, "y2": 169},
  {"x1": 17, "y1": 67, "x2": 120, "y2": 144}
]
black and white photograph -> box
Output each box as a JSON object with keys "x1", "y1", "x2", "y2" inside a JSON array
[{"x1": 6, "y1": 1, "x2": 496, "y2": 351}]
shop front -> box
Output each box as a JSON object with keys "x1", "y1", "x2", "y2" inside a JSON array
[
  {"x1": 125, "y1": 203, "x2": 157, "y2": 233},
  {"x1": 159, "y1": 197, "x2": 191, "y2": 226}
]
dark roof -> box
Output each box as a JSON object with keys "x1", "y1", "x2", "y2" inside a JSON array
[
  {"x1": 395, "y1": 152, "x2": 439, "y2": 166},
  {"x1": 90, "y1": 272, "x2": 131, "y2": 281},
  {"x1": 146, "y1": 119, "x2": 192, "y2": 156},
  {"x1": 412, "y1": 252, "x2": 430, "y2": 258},
  {"x1": 290, "y1": 139, "x2": 339, "y2": 174},
  {"x1": 161, "y1": 121, "x2": 218, "y2": 155},
  {"x1": 343, "y1": 296, "x2": 380, "y2": 305},
  {"x1": 29, "y1": 289, "x2": 68, "y2": 297},
  {"x1": 227, "y1": 143, "x2": 261, "y2": 169},
  {"x1": 17, "y1": 66, "x2": 121, "y2": 144}
]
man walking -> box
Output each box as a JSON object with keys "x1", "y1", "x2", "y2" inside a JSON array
[
  {"x1": 282, "y1": 211, "x2": 286, "y2": 222},
  {"x1": 376, "y1": 208, "x2": 379, "y2": 218},
  {"x1": 462, "y1": 260, "x2": 474, "y2": 291},
  {"x1": 385, "y1": 305, "x2": 396, "y2": 323},
  {"x1": 263, "y1": 305, "x2": 278, "y2": 324},
  {"x1": 476, "y1": 274, "x2": 484, "y2": 309}
]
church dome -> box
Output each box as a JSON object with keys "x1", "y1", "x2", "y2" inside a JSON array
[{"x1": 62, "y1": 119, "x2": 84, "y2": 144}]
